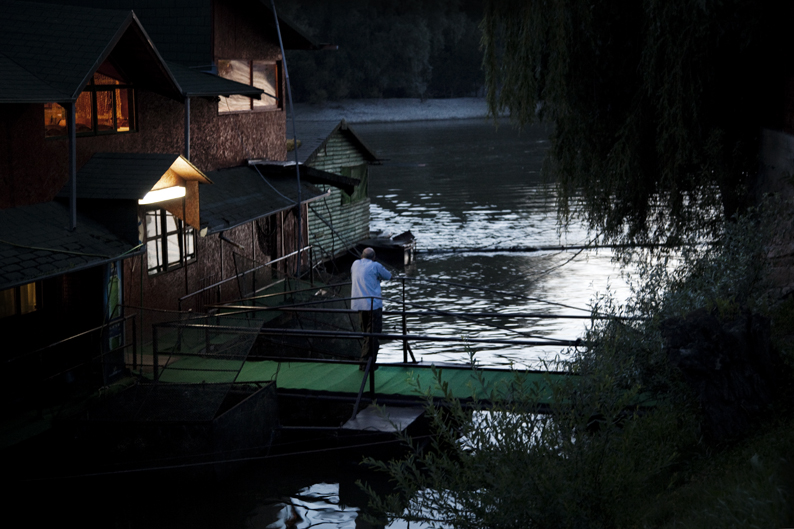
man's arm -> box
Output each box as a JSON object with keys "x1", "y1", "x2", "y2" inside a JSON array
[{"x1": 376, "y1": 263, "x2": 392, "y2": 281}]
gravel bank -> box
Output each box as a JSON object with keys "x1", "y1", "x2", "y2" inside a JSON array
[{"x1": 290, "y1": 97, "x2": 499, "y2": 124}]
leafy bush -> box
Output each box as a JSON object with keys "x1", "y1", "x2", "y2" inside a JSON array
[{"x1": 360, "y1": 200, "x2": 789, "y2": 528}]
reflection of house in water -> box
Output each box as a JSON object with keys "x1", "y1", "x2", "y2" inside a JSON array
[
  {"x1": 253, "y1": 120, "x2": 380, "y2": 267},
  {"x1": 0, "y1": 0, "x2": 327, "y2": 452}
]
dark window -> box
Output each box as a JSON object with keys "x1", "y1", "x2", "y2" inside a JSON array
[
  {"x1": 145, "y1": 209, "x2": 195, "y2": 275},
  {"x1": 0, "y1": 282, "x2": 39, "y2": 319},
  {"x1": 218, "y1": 59, "x2": 281, "y2": 113},
  {"x1": 45, "y1": 70, "x2": 135, "y2": 137},
  {"x1": 340, "y1": 164, "x2": 369, "y2": 204}
]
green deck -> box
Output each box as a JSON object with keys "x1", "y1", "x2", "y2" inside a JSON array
[{"x1": 155, "y1": 358, "x2": 560, "y2": 402}]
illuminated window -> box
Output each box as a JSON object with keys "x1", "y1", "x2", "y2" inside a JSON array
[
  {"x1": 145, "y1": 209, "x2": 195, "y2": 275},
  {"x1": 44, "y1": 68, "x2": 135, "y2": 137},
  {"x1": 218, "y1": 59, "x2": 281, "y2": 113},
  {"x1": 0, "y1": 282, "x2": 39, "y2": 319}
]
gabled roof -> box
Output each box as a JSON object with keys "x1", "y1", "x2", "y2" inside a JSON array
[
  {"x1": 200, "y1": 166, "x2": 327, "y2": 234},
  {"x1": 0, "y1": 202, "x2": 142, "y2": 290},
  {"x1": 0, "y1": 0, "x2": 182, "y2": 103},
  {"x1": 58, "y1": 153, "x2": 210, "y2": 200},
  {"x1": 289, "y1": 120, "x2": 380, "y2": 165}
]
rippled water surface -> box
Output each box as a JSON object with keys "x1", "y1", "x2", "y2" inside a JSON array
[{"x1": 355, "y1": 119, "x2": 630, "y2": 368}]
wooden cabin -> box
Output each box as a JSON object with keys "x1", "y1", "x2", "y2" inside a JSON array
[
  {"x1": 253, "y1": 120, "x2": 380, "y2": 264},
  {"x1": 0, "y1": 0, "x2": 325, "y2": 429}
]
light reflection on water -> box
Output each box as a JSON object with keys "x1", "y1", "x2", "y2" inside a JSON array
[{"x1": 354, "y1": 119, "x2": 630, "y2": 368}]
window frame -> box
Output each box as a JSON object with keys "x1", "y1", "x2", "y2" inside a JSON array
[
  {"x1": 144, "y1": 208, "x2": 196, "y2": 276},
  {"x1": 217, "y1": 59, "x2": 282, "y2": 114},
  {"x1": 0, "y1": 282, "x2": 40, "y2": 319},
  {"x1": 44, "y1": 73, "x2": 136, "y2": 138}
]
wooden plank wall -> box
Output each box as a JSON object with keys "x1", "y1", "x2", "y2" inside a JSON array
[{"x1": 306, "y1": 132, "x2": 371, "y2": 261}]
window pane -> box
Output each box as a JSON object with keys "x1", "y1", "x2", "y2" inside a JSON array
[
  {"x1": 19, "y1": 283, "x2": 36, "y2": 315},
  {"x1": 44, "y1": 103, "x2": 66, "y2": 137},
  {"x1": 116, "y1": 89, "x2": 131, "y2": 131},
  {"x1": 166, "y1": 233, "x2": 181, "y2": 266},
  {"x1": 165, "y1": 213, "x2": 178, "y2": 233},
  {"x1": 147, "y1": 239, "x2": 162, "y2": 272},
  {"x1": 145, "y1": 211, "x2": 161, "y2": 238},
  {"x1": 218, "y1": 59, "x2": 252, "y2": 113},
  {"x1": 252, "y1": 61, "x2": 278, "y2": 109},
  {"x1": 96, "y1": 91, "x2": 114, "y2": 132},
  {"x1": 0, "y1": 287, "x2": 16, "y2": 319},
  {"x1": 75, "y1": 92, "x2": 93, "y2": 133}
]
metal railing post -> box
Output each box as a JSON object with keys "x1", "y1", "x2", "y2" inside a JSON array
[
  {"x1": 152, "y1": 326, "x2": 159, "y2": 382},
  {"x1": 402, "y1": 277, "x2": 407, "y2": 363},
  {"x1": 132, "y1": 315, "x2": 138, "y2": 373}
]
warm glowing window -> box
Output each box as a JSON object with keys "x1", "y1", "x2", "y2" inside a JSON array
[
  {"x1": 145, "y1": 209, "x2": 195, "y2": 275},
  {"x1": 0, "y1": 282, "x2": 39, "y2": 319},
  {"x1": 44, "y1": 68, "x2": 135, "y2": 137},
  {"x1": 218, "y1": 59, "x2": 281, "y2": 113}
]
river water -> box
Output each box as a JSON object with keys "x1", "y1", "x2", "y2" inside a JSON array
[
  {"x1": 31, "y1": 118, "x2": 631, "y2": 528},
  {"x1": 360, "y1": 118, "x2": 629, "y2": 369}
]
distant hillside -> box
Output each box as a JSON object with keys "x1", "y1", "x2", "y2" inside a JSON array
[{"x1": 277, "y1": 0, "x2": 484, "y2": 103}]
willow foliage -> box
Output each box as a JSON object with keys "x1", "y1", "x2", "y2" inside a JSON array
[{"x1": 482, "y1": 0, "x2": 775, "y2": 246}]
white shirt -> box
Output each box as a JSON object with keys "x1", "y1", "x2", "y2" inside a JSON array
[{"x1": 350, "y1": 258, "x2": 391, "y2": 311}]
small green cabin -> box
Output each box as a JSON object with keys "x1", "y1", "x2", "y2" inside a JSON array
[{"x1": 291, "y1": 120, "x2": 380, "y2": 262}]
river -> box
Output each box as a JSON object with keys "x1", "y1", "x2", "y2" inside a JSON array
[{"x1": 360, "y1": 118, "x2": 629, "y2": 369}]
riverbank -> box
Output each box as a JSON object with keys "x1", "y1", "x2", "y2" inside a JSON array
[{"x1": 291, "y1": 97, "x2": 498, "y2": 123}]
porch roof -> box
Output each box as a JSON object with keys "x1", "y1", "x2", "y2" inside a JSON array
[
  {"x1": 166, "y1": 61, "x2": 263, "y2": 99},
  {"x1": 200, "y1": 166, "x2": 328, "y2": 234},
  {"x1": 0, "y1": 201, "x2": 142, "y2": 290},
  {"x1": 58, "y1": 152, "x2": 211, "y2": 201}
]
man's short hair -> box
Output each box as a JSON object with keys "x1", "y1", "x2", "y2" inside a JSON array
[{"x1": 361, "y1": 247, "x2": 376, "y2": 260}]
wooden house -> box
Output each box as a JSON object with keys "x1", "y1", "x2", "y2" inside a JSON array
[
  {"x1": 254, "y1": 120, "x2": 380, "y2": 265},
  {"x1": 0, "y1": 0, "x2": 326, "y2": 431}
]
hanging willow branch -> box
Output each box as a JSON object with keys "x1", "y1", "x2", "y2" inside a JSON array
[{"x1": 482, "y1": 0, "x2": 773, "y2": 248}]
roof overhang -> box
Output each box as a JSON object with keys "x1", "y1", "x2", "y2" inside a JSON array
[
  {"x1": 0, "y1": 202, "x2": 144, "y2": 291},
  {"x1": 249, "y1": 161, "x2": 358, "y2": 195}
]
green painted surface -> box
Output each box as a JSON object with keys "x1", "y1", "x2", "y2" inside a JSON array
[{"x1": 156, "y1": 357, "x2": 558, "y2": 401}]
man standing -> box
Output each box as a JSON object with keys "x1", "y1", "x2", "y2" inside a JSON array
[{"x1": 351, "y1": 247, "x2": 391, "y2": 368}]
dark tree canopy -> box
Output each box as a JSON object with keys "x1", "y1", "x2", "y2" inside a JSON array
[
  {"x1": 482, "y1": 0, "x2": 783, "y2": 245},
  {"x1": 279, "y1": 0, "x2": 484, "y2": 102}
]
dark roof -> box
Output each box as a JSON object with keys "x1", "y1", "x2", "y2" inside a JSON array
[
  {"x1": 0, "y1": 0, "x2": 182, "y2": 103},
  {"x1": 166, "y1": 61, "x2": 263, "y2": 98},
  {"x1": 200, "y1": 166, "x2": 326, "y2": 234},
  {"x1": 40, "y1": 0, "x2": 322, "y2": 67},
  {"x1": 0, "y1": 201, "x2": 141, "y2": 290},
  {"x1": 58, "y1": 153, "x2": 184, "y2": 200},
  {"x1": 289, "y1": 120, "x2": 379, "y2": 165}
]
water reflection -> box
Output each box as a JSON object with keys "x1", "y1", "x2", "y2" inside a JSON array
[{"x1": 355, "y1": 119, "x2": 630, "y2": 368}]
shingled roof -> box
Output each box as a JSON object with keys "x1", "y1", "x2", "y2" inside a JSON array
[
  {"x1": 289, "y1": 120, "x2": 379, "y2": 166},
  {"x1": 57, "y1": 153, "x2": 210, "y2": 201},
  {"x1": 0, "y1": 202, "x2": 142, "y2": 290},
  {"x1": 200, "y1": 166, "x2": 327, "y2": 234},
  {"x1": 0, "y1": 0, "x2": 184, "y2": 103}
]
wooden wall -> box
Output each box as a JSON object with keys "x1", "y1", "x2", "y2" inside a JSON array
[{"x1": 305, "y1": 131, "x2": 371, "y2": 260}]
